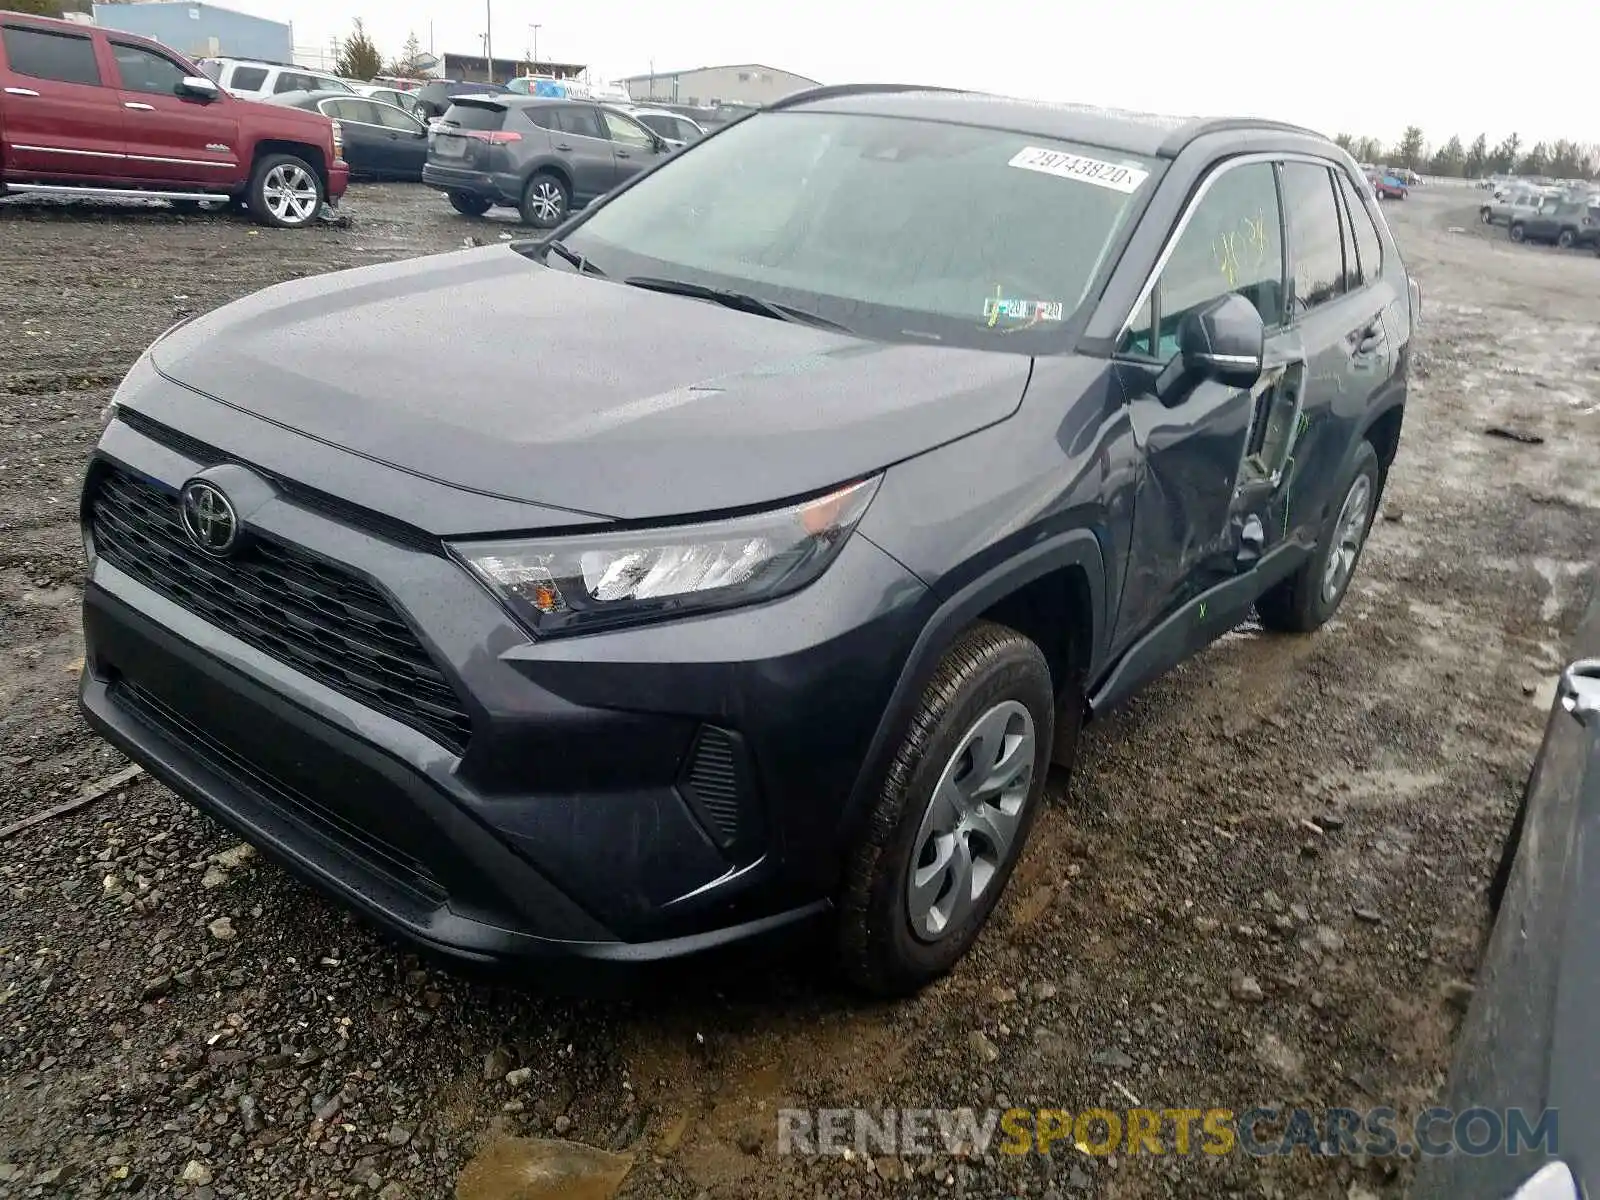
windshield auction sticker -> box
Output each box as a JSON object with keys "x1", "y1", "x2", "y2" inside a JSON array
[{"x1": 1008, "y1": 146, "x2": 1150, "y2": 193}]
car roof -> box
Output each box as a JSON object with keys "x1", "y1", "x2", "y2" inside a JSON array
[{"x1": 771, "y1": 84, "x2": 1329, "y2": 159}]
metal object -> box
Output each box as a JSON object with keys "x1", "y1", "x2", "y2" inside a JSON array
[
  {"x1": 4, "y1": 183, "x2": 227, "y2": 203},
  {"x1": 906, "y1": 700, "x2": 1036, "y2": 941},
  {"x1": 525, "y1": 178, "x2": 563, "y2": 223}
]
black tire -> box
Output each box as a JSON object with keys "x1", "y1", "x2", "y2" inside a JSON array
[
  {"x1": 838, "y1": 621, "x2": 1057, "y2": 996},
  {"x1": 1487, "y1": 787, "x2": 1528, "y2": 918},
  {"x1": 1256, "y1": 440, "x2": 1382, "y2": 634},
  {"x1": 1479, "y1": 206, "x2": 1492, "y2": 224},
  {"x1": 518, "y1": 171, "x2": 569, "y2": 229},
  {"x1": 1557, "y1": 229, "x2": 1576, "y2": 249},
  {"x1": 1509, "y1": 222, "x2": 1526, "y2": 244},
  {"x1": 247, "y1": 153, "x2": 325, "y2": 229},
  {"x1": 448, "y1": 192, "x2": 492, "y2": 218}
]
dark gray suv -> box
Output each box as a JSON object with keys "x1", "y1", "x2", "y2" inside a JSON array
[
  {"x1": 80, "y1": 85, "x2": 1417, "y2": 996},
  {"x1": 422, "y1": 95, "x2": 670, "y2": 226}
]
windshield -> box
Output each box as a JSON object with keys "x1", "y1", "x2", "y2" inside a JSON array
[{"x1": 561, "y1": 110, "x2": 1157, "y2": 347}]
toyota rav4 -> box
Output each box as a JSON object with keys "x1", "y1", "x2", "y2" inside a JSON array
[{"x1": 79, "y1": 85, "x2": 1417, "y2": 995}]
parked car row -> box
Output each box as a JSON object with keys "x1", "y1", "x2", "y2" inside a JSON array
[
  {"x1": 1480, "y1": 186, "x2": 1600, "y2": 252},
  {"x1": 1, "y1": 13, "x2": 347, "y2": 228}
]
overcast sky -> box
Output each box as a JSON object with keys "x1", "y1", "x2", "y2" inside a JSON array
[{"x1": 225, "y1": 0, "x2": 1595, "y2": 149}]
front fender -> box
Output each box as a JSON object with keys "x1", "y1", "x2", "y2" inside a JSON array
[{"x1": 837, "y1": 528, "x2": 1105, "y2": 845}]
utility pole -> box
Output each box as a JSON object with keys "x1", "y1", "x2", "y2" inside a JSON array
[
  {"x1": 529, "y1": 24, "x2": 540, "y2": 71},
  {"x1": 484, "y1": 0, "x2": 493, "y2": 80}
]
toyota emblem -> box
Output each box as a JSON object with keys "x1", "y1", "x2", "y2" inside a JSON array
[{"x1": 180, "y1": 480, "x2": 240, "y2": 556}]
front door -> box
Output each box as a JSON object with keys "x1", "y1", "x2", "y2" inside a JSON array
[
  {"x1": 549, "y1": 104, "x2": 617, "y2": 203},
  {"x1": 321, "y1": 97, "x2": 387, "y2": 178},
  {"x1": 1110, "y1": 158, "x2": 1298, "y2": 654},
  {"x1": 600, "y1": 108, "x2": 662, "y2": 184},
  {"x1": 107, "y1": 39, "x2": 238, "y2": 187},
  {"x1": 0, "y1": 21, "x2": 125, "y2": 181}
]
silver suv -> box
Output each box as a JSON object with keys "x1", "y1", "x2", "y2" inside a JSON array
[{"x1": 1481, "y1": 186, "x2": 1550, "y2": 227}]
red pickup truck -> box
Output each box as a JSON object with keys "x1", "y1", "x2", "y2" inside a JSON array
[{"x1": 0, "y1": 13, "x2": 348, "y2": 228}]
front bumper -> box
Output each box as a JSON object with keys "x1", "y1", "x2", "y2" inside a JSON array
[
  {"x1": 327, "y1": 160, "x2": 350, "y2": 200},
  {"x1": 79, "y1": 416, "x2": 925, "y2": 965}
]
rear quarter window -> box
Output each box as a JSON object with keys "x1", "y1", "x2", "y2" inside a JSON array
[
  {"x1": 230, "y1": 66, "x2": 268, "y2": 91},
  {"x1": 1, "y1": 25, "x2": 101, "y2": 86}
]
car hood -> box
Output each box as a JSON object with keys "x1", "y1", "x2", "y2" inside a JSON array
[{"x1": 147, "y1": 247, "x2": 1034, "y2": 522}]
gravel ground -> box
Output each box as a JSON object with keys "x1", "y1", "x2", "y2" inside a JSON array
[{"x1": 0, "y1": 183, "x2": 1596, "y2": 1200}]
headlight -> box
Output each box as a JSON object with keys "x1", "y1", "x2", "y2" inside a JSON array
[
  {"x1": 454, "y1": 476, "x2": 880, "y2": 637},
  {"x1": 330, "y1": 119, "x2": 345, "y2": 160},
  {"x1": 99, "y1": 399, "x2": 119, "y2": 430}
]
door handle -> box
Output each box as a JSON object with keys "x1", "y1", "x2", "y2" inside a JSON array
[
  {"x1": 555, "y1": 142, "x2": 574, "y2": 150},
  {"x1": 124, "y1": 101, "x2": 155, "y2": 111},
  {"x1": 4, "y1": 87, "x2": 40, "y2": 97},
  {"x1": 616, "y1": 149, "x2": 631, "y2": 158}
]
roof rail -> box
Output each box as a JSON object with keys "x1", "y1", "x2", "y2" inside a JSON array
[
  {"x1": 1158, "y1": 117, "x2": 1328, "y2": 156},
  {"x1": 765, "y1": 82, "x2": 964, "y2": 112}
]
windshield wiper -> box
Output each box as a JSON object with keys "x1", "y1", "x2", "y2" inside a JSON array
[
  {"x1": 540, "y1": 239, "x2": 604, "y2": 277},
  {"x1": 622, "y1": 276, "x2": 849, "y2": 332}
]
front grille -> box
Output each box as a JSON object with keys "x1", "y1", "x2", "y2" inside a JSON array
[{"x1": 89, "y1": 466, "x2": 473, "y2": 754}]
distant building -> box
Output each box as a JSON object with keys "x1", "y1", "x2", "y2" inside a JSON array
[
  {"x1": 615, "y1": 64, "x2": 819, "y2": 107},
  {"x1": 440, "y1": 51, "x2": 586, "y2": 85},
  {"x1": 91, "y1": 2, "x2": 292, "y2": 63}
]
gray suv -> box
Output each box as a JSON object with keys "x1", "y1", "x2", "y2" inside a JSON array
[{"x1": 422, "y1": 96, "x2": 670, "y2": 227}]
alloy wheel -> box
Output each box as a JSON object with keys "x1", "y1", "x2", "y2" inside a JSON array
[
  {"x1": 1321, "y1": 473, "x2": 1373, "y2": 605},
  {"x1": 906, "y1": 700, "x2": 1036, "y2": 942},
  {"x1": 262, "y1": 164, "x2": 319, "y2": 226},
  {"x1": 527, "y1": 180, "x2": 564, "y2": 224}
]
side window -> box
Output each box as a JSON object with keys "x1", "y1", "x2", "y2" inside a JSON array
[
  {"x1": 274, "y1": 71, "x2": 313, "y2": 94},
  {"x1": 0, "y1": 26, "x2": 101, "y2": 86},
  {"x1": 1280, "y1": 162, "x2": 1347, "y2": 315},
  {"x1": 554, "y1": 105, "x2": 605, "y2": 139},
  {"x1": 229, "y1": 66, "x2": 267, "y2": 92},
  {"x1": 1120, "y1": 161, "x2": 1285, "y2": 359},
  {"x1": 373, "y1": 103, "x2": 420, "y2": 132},
  {"x1": 345, "y1": 100, "x2": 384, "y2": 125},
  {"x1": 602, "y1": 110, "x2": 654, "y2": 149},
  {"x1": 112, "y1": 42, "x2": 190, "y2": 96},
  {"x1": 1335, "y1": 172, "x2": 1382, "y2": 285}
]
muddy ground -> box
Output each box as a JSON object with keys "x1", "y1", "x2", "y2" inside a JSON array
[{"x1": 0, "y1": 183, "x2": 1596, "y2": 1200}]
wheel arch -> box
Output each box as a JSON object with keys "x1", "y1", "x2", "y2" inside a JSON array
[
  {"x1": 837, "y1": 529, "x2": 1106, "y2": 846},
  {"x1": 521, "y1": 158, "x2": 573, "y2": 196},
  {"x1": 251, "y1": 140, "x2": 328, "y2": 192}
]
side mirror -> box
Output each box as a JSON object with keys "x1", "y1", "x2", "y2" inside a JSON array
[
  {"x1": 177, "y1": 75, "x2": 220, "y2": 102},
  {"x1": 1154, "y1": 293, "x2": 1265, "y2": 406}
]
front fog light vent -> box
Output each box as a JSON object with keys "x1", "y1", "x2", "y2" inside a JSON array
[{"x1": 682, "y1": 726, "x2": 746, "y2": 849}]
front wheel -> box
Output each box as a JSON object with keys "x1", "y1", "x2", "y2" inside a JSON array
[
  {"x1": 448, "y1": 191, "x2": 492, "y2": 217},
  {"x1": 1256, "y1": 440, "x2": 1381, "y2": 634},
  {"x1": 518, "y1": 171, "x2": 569, "y2": 229},
  {"x1": 838, "y1": 621, "x2": 1058, "y2": 996},
  {"x1": 248, "y1": 153, "x2": 324, "y2": 229}
]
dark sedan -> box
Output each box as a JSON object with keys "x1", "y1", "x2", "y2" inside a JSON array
[
  {"x1": 1412, "y1": 578, "x2": 1600, "y2": 1199},
  {"x1": 414, "y1": 79, "x2": 510, "y2": 122},
  {"x1": 266, "y1": 91, "x2": 430, "y2": 182}
]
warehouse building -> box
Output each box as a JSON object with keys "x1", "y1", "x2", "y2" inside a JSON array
[
  {"x1": 616, "y1": 64, "x2": 819, "y2": 107},
  {"x1": 90, "y1": 1, "x2": 292, "y2": 63}
]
